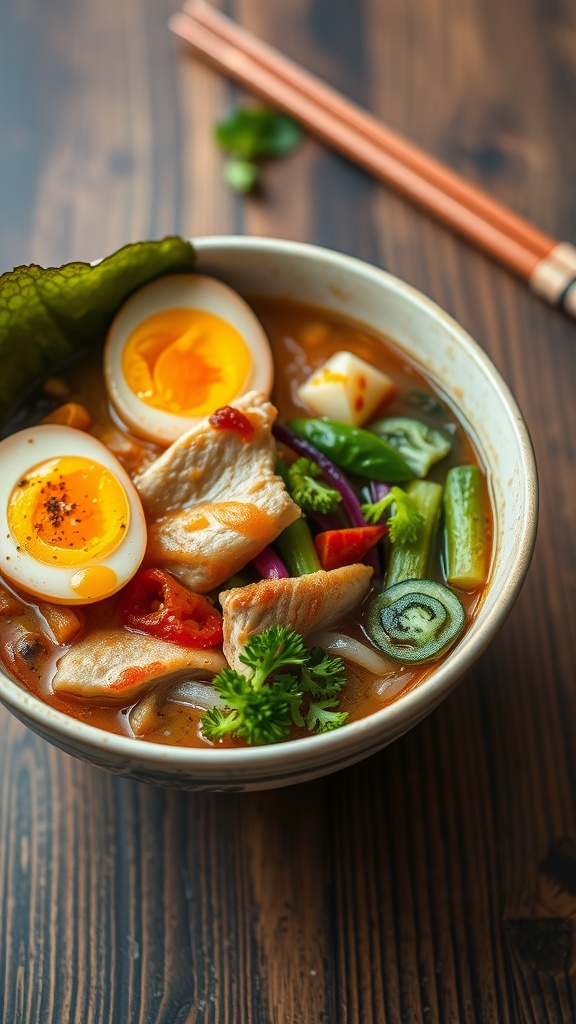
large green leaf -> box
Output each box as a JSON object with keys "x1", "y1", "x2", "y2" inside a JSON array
[{"x1": 0, "y1": 236, "x2": 196, "y2": 422}]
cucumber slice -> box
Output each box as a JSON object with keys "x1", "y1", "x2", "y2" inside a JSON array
[{"x1": 366, "y1": 578, "x2": 465, "y2": 662}]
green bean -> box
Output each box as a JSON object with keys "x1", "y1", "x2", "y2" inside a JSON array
[
  {"x1": 443, "y1": 466, "x2": 487, "y2": 590},
  {"x1": 385, "y1": 480, "x2": 443, "y2": 587}
]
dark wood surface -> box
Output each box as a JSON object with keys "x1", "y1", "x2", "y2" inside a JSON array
[{"x1": 1, "y1": 0, "x2": 575, "y2": 1020}]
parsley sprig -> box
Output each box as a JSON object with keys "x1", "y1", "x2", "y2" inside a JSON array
[{"x1": 201, "y1": 626, "x2": 348, "y2": 745}]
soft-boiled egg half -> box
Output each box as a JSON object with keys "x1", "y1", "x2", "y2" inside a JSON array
[
  {"x1": 104, "y1": 273, "x2": 273, "y2": 445},
  {"x1": 0, "y1": 425, "x2": 147, "y2": 604}
]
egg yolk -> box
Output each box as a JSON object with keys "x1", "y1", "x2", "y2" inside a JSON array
[
  {"x1": 121, "y1": 308, "x2": 252, "y2": 417},
  {"x1": 70, "y1": 565, "x2": 119, "y2": 599},
  {"x1": 8, "y1": 455, "x2": 130, "y2": 567}
]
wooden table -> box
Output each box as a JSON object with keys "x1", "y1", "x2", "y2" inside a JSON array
[{"x1": 1, "y1": 1, "x2": 575, "y2": 1020}]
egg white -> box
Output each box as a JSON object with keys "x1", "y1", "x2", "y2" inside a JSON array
[
  {"x1": 0, "y1": 425, "x2": 147, "y2": 604},
  {"x1": 104, "y1": 273, "x2": 274, "y2": 445}
]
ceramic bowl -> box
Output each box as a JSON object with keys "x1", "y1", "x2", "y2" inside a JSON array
[{"x1": 0, "y1": 237, "x2": 538, "y2": 790}]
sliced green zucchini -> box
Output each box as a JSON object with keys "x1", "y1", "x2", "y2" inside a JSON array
[{"x1": 366, "y1": 578, "x2": 465, "y2": 663}]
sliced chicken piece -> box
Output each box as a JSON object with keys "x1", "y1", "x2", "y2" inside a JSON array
[
  {"x1": 135, "y1": 391, "x2": 300, "y2": 592},
  {"x1": 220, "y1": 564, "x2": 373, "y2": 669},
  {"x1": 52, "y1": 628, "x2": 226, "y2": 702}
]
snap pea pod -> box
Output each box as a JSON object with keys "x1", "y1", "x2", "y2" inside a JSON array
[
  {"x1": 288, "y1": 418, "x2": 412, "y2": 483},
  {"x1": 443, "y1": 466, "x2": 487, "y2": 590},
  {"x1": 385, "y1": 480, "x2": 443, "y2": 587}
]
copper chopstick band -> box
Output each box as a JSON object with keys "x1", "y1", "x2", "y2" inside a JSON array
[{"x1": 529, "y1": 244, "x2": 576, "y2": 310}]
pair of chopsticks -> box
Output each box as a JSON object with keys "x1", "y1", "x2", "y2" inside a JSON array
[{"x1": 169, "y1": 0, "x2": 576, "y2": 319}]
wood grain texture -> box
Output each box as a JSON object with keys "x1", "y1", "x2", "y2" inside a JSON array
[{"x1": 1, "y1": 0, "x2": 576, "y2": 1020}]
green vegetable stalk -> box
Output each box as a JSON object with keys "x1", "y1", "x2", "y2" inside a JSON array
[
  {"x1": 288, "y1": 418, "x2": 412, "y2": 483},
  {"x1": 385, "y1": 480, "x2": 443, "y2": 587},
  {"x1": 275, "y1": 459, "x2": 322, "y2": 576},
  {"x1": 201, "y1": 626, "x2": 348, "y2": 744},
  {"x1": 443, "y1": 466, "x2": 487, "y2": 590},
  {"x1": 0, "y1": 237, "x2": 196, "y2": 423}
]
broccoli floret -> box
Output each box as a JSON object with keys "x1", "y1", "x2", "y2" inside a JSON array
[
  {"x1": 362, "y1": 486, "x2": 425, "y2": 543},
  {"x1": 287, "y1": 458, "x2": 342, "y2": 514}
]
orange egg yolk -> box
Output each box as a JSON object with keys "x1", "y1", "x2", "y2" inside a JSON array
[
  {"x1": 121, "y1": 307, "x2": 252, "y2": 417},
  {"x1": 8, "y1": 455, "x2": 130, "y2": 567}
]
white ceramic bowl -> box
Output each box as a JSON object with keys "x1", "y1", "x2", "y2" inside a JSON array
[{"x1": 0, "y1": 237, "x2": 538, "y2": 790}]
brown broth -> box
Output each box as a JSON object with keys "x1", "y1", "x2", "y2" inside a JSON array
[{"x1": 0, "y1": 296, "x2": 493, "y2": 747}]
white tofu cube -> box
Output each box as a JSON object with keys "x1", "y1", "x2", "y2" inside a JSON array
[{"x1": 297, "y1": 351, "x2": 396, "y2": 426}]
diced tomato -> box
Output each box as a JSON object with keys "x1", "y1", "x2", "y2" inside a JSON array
[
  {"x1": 119, "y1": 568, "x2": 223, "y2": 648},
  {"x1": 209, "y1": 405, "x2": 255, "y2": 441},
  {"x1": 313, "y1": 525, "x2": 387, "y2": 571}
]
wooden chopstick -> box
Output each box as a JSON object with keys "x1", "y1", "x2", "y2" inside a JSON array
[
  {"x1": 169, "y1": 3, "x2": 576, "y2": 317},
  {"x1": 185, "y1": 0, "x2": 551, "y2": 261}
]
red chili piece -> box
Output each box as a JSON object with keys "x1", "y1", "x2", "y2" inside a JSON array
[
  {"x1": 209, "y1": 405, "x2": 255, "y2": 441},
  {"x1": 314, "y1": 525, "x2": 388, "y2": 571},
  {"x1": 119, "y1": 568, "x2": 223, "y2": 649}
]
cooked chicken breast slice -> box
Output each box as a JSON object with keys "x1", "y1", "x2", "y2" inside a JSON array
[
  {"x1": 220, "y1": 564, "x2": 373, "y2": 669},
  {"x1": 135, "y1": 391, "x2": 300, "y2": 592},
  {"x1": 52, "y1": 629, "x2": 226, "y2": 702}
]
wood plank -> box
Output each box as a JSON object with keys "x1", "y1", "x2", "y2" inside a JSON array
[{"x1": 1, "y1": 0, "x2": 576, "y2": 1019}]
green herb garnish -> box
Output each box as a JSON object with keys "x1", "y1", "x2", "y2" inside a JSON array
[
  {"x1": 0, "y1": 236, "x2": 196, "y2": 423},
  {"x1": 201, "y1": 625, "x2": 348, "y2": 745},
  {"x1": 215, "y1": 106, "x2": 302, "y2": 193}
]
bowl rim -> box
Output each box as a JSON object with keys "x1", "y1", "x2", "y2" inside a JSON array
[{"x1": 0, "y1": 235, "x2": 539, "y2": 775}]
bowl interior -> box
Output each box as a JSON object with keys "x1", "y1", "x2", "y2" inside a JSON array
[
  {"x1": 0, "y1": 237, "x2": 538, "y2": 788},
  {"x1": 194, "y1": 237, "x2": 536, "y2": 653}
]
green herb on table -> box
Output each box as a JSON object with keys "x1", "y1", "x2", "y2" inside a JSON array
[
  {"x1": 201, "y1": 626, "x2": 348, "y2": 745},
  {"x1": 215, "y1": 106, "x2": 302, "y2": 193}
]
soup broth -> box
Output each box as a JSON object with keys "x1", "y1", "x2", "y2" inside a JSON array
[{"x1": 0, "y1": 296, "x2": 492, "y2": 748}]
